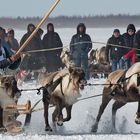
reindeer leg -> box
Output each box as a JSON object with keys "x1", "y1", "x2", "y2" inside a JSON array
[
  {"x1": 0, "y1": 106, "x2": 6, "y2": 132},
  {"x1": 135, "y1": 101, "x2": 140, "y2": 124},
  {"x1": 0, "y1": 106, "x2": 3, "y2": 128},
  {"x1": 63, "y1": 105, "x2": 72, "y2": 122},
  {"x1": 43, "y1": 101, "x2": 52, "y2": 131},
  {"x1": 52, "y1": 97, "x2": 63, "y2": 126},
  {"x1": 52, "y1": 107, "x2": 58, "y2": 123},
  {"x1": 92, "y1": 88, "x2": 112, "y2": 133},
  {"x1": 112, "y1": 101, "x2": 126, "y2": 132}
]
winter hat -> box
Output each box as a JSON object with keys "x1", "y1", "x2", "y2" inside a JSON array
[
  {"x1": 77, "y1": 23, "x2": 86, "y2": 34},
  {"x1": 47, "y1": 23, "x2": 54, "y2": 32},
  {"x1": 27, "y1": 23, "x2": 35, "y2": 32},
  {"x1": 127, "y1": 24, "x2": 136, "y2": 33},
  {"x1": 7, "y1": 28, "x2": 14, "y2": 35},
  {"x1": 113, "y1": 29, "x2": 120, "y2": 33}
]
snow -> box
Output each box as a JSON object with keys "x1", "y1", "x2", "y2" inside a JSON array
[
  {"x1": 2, "y1": 28, "x2": 140, "y2": 139},
  {"x1": 1, "y1": 78, "x2": 140, "y2": 139}
]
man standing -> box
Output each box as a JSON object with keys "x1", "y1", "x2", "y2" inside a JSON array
[
  {"x1": 0, "y1": 27, "x2": 21, "y2": 71},
  {"x1": 42, "y1": 23, "x2": 63, "y2": 72},
  {"x1": 7, "y1": 29, "x2": 19, "y2": 53},
  {"x1": 20, "y1": 24, "x2": 42, "y2": 71},
  {"x1": 70, "y1": 23, "x2": 92, "y2": 80},
  {"x1": 121, "y1": 24, "x2": 136, "y2": 68},
  {"x1": 0, "y1": 38, "x2": 20, "y2": 72},
  {"x1": 106, "y1": 29, "x2": 125, "y2": 71}
]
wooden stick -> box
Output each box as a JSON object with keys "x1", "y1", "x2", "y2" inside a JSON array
[
  {"x1": 16, "y1": 0, "x2": 60, "y2": 54},
  {"x1": 6, "y1": 100, "x2": 31, "y2": 111}
]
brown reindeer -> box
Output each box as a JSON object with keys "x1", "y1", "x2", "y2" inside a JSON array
[
  {"x1": 92, "y1": 62, "x2": 140, "y2": 133},
  {"x1": 40, "y1": 67, "x2": 86, "y2": 131},
  {"x1": 89, "y1": 47, "x2": 111, "y2": 78},
  {"x1": 89, "y1": 63, "x2": 111, "y2": 78},
  {"x1": 60, "y1": 48, "x2": 75, "y2": 68},
  {"x1": 0, "y1": 75, "x2": 22, "y2": 133},
  {"x1": 89, "y1": 47, "x2": 109, "y2": 64}
]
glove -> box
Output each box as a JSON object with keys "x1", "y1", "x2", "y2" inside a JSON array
[
  {"x1": 121, "y1": 56, "x2": 127, "y2": 61},
  {"x1": 10, "y1": 53, "x2": 21, "y2": 62}
]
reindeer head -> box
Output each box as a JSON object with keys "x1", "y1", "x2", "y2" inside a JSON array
[
  {"x1": 69, "y1": 67, "x2": 86, "y2": 90},
  {"x1": 60, "y1": 48, "x2": 75, "y2": 68},
  {"x1": 0, "y1": 75, "x2": 21, "y2": 101},
  {"x1": 88, "y1": 49, "x2": 97, "y2": 64}
]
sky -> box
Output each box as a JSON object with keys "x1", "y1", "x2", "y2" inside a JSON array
[{"x1": 0, "y1": 0, "x2": 140, "y2": 17}]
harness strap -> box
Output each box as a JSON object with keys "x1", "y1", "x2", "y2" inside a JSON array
[
  {"x1": 60, "y1": 73, "x2": 70, "y2": 96},
  {"x1": 60, "y1": 79, "x2": 64, "y2": 96}
]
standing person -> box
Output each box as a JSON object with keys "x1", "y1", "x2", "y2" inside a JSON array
[
  {"x1": 6, "y1": 29, "x2": 19, "y2": 53},
  {"x1": 134, "y1": 29, "x2": 140, "y2": 60},
  {"x1": 0, "y1": 27, "x2": 13, "y2": 56},
  {"x1": 122, "y1": 29, "x2": 140, "y2": 64},
  {"x1": 20, "y1": 24, "x2": 42, "y2": 71},
  {"x1": 0, "y1": 38, "x2": 21, "y2": 73},
  {"x1": 70, "y1": 23, "x2": 92, "y2": 80},
  {"x1": 121, "y1": 24, "x2": 136, "y2": 68},
  {"x1": 106, "y1": 29, "x2": 125, "y2": 71},
  {"x1": 42, "y1": 23, "x2": 63, "y2": 72},
  {"x1": 0, "y1": 27, "x2": 21, "y2": 71}
]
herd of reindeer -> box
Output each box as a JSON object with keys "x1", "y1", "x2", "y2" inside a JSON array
[
  {"x1": 60, "y1": 46, "x2": 111, "y2": 78},
  {"x1": 1, "y1": 46, "x2": 140, "y2": 134}
]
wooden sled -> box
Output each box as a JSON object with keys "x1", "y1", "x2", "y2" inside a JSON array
[{"x1": 3, "y1": 100, "x2": 32, "y2": 133}]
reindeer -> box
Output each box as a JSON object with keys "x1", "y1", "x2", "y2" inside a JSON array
[
  {"x1": 0, "y1": 75, "x2": 22, "y2": 133},
  {"x1": 89, "y1": 47, "x2": 111, "y2": 78},
  {"x1": 39, "y1": 67, "x2": 86, "y2": 131},
  {"x1": 92, "y1": 62, "x2": 140, "y2": 133}
]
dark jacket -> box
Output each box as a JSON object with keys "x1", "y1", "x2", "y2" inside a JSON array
[
  {"x1": 42, "y1": 32, "x2": 62, "y2": 51},
  {"x1": 122, "y1": 24, "x2": 136, "y2": 54},
  {"x1": 122, "y1": 33, "x2": 135, "y2": 53},
  {"x1": 70, "y1": 23, "x2": 92, "y2": 59},
  {"x1": 20, "y1": 24, "x2": 42, "y2": 52},
  {"x1": 134, "y1": 30, "x2": 140, "y2": 57},
  {"x1": 20, "y1": 25, "x2": 43, "y2": 70},
  {"x1": 106, "y1": 35, "x2": 126, "y2": 61},
  {"x1": 42, "y1": 24, "x2": 63, "y2": 72},
  {"x1": 20, "y1": 33, "x2": 42, "y2": 52},
  {"x1": 0, "y1": 46, "x2": 20, "y2": 70}
]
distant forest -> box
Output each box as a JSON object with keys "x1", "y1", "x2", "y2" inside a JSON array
[{"x1": 0, "y1": 15, "x2": 140, "y2": 29}]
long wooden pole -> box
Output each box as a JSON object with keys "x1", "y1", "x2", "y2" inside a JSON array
[{"x1": 16, "y1": 0, "x2": 60, "y2": 54}]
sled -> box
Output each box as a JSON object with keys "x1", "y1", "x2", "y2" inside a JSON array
[{"x1": 4, "y1": 100, "x2": 32, "y2": 132}]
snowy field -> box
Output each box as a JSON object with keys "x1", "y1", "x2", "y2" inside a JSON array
[{"x1": 2, "y1": 28, "x2": 140, "y2": 139}]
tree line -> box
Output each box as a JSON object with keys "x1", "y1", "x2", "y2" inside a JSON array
[{"x1": 0, "y1": 14, "x2": 140, "y2": 29}]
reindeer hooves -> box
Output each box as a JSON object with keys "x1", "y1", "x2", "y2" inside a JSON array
[
  {"x1": 111, "y1": 127, "x2": 118, "y2": 134},
  {"x1": 135, "y1": 113, "x2": 140, "y2": 124},
  {"x1": 6, "y1": 126, "x2": 23, "y2": 133},
  {"x1": 45, "y1": 126, "x2": 52, "y2": 132},
  {"x1": 91, "y1": 123, "x2": 98, "y2": 133},
  {"x1": 0, "y1": 126, "x2": 7, "y2": 132},
  {"x1": 57, "y1": 121, "x2": 63, "y2": 126}
]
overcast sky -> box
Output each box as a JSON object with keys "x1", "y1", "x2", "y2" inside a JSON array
[{"x1": 0, "y1": 0, "x2": 140, "y2": 17}]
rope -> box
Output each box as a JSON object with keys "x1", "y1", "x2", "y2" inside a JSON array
[
  {"x1": 85, "y1": 83, "x2": 120, "y2": 86},
  {"x1": 77, "y1": 94, "x2": 102, "y2": 101},
  {"x1": 23, "y1": 41, "x2": 140, "y2": 54},
  {"x1": 31, "y1": 93, "x2": 103, "y2": 113},
  {"x1": 20, "y1": 87, "x2": 44, "y2": 95}
]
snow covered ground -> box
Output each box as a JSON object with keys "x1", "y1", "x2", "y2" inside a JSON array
[
  {"x1": 1, "y1": 78, "x2": 140, "y2": 139},
  {"x1": 1, "y1": 28, "x2": 140, "y2": 139}
]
